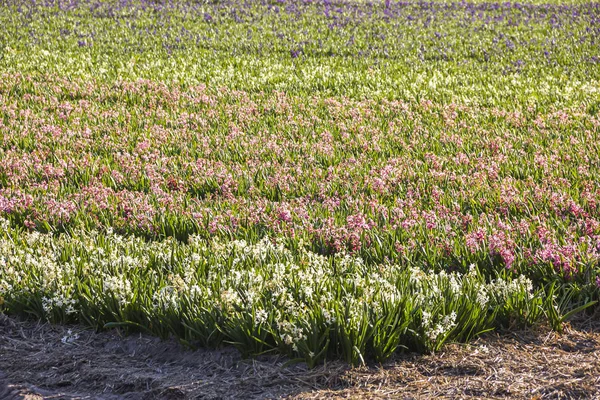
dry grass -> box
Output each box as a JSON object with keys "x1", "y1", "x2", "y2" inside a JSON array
[{"x1": 1, "y1": 313, "x2": 599, "y2": 399}]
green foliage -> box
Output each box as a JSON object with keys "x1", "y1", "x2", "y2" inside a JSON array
[
  {"x1": 0, "y1": 0, "x2": 599, "y2": 365},
  {"x1": 0, "y1": 222, "x2": 587, "y2": 366}
]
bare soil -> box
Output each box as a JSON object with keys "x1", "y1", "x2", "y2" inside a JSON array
[{"x1": 1, "y1": 313, "x2": 599, "y2": 399}]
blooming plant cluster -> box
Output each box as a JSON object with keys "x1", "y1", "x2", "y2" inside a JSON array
[
  {"x1": 1, "y1": 74, "x2": 599, "y2": 289},
  {"x1": 0, "y1": 219, "x2": 549, "y2": 365},
  {"x1": 1, "y1": 0, "x2": 599, "y2": 106},
  {"x1": 0, "y1": 0, "x2": 599, "y2": 364}
]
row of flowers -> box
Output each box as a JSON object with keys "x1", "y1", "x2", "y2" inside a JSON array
[
  {"x1": 2, "y1": 0, "x2": 598, "y2": 104},
  {"x1": 1, "y1": 75, "x2": 599, "y2": 288},
  {"x1": 1, "y1": 218, "x2": 578, "y2": 365}
]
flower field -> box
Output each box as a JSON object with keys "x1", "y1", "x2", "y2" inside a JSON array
[{"x1": 1, "y1": 0, "x2": 599, "y2": 365}]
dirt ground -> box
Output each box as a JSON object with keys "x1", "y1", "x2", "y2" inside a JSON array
[{"x1": 1, "y1": 313, "x2": 599, "y2": 400}]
